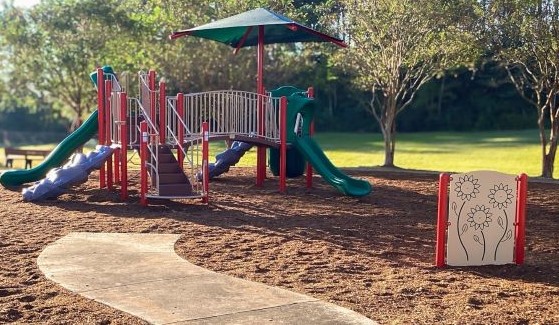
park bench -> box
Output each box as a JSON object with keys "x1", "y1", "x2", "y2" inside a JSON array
[{"x1": 4, "y1": 147, "x2": 51, "y2": 169}]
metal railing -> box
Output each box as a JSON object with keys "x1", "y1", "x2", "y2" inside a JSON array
[
  {"x1": 177, "y1": 90, "x2": 281, "y2": 141},
  {"x1": 109, "y1": 69, "x2": 297, "y2": 203},
  {"x1": 164, "y1": 95, "x2": 206, "y2": 197},
  {"x1": 134, "y1": 97, "x2": 160, "y2": 197}
]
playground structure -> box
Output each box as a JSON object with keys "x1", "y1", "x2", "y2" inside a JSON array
[
  {"x1": 98, "y1": 67, "x2": 371, "y2": 205},
  {"x1": 0, "y1": 66, "x2": 371, "y2": 204}
]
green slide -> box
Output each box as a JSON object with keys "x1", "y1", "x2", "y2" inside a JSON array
[
  {"x1": 293, "y1": 136, "x2": 372, "y2": 197},
  {"x1": 269, "y1": 86, "x2": 371, "y2": 197},
  {"x1": 0, "y1": 110, "x2": 98, "y2": 187}
]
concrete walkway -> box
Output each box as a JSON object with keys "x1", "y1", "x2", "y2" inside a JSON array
[{"x1": 38, "y1": 232, "x2": 377, "y2": 325}]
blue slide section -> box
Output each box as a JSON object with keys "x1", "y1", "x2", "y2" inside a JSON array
[
  {"x1": 22, "y1": 145, "x2": 114, "y2": 201},
  {"x1": 198, "y1": 141, "x2": 253, "y2": 180}
]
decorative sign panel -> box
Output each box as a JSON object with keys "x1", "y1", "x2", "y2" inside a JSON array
[{"x1": 446, "y1": 171, "x2": 518, "y2": 266}]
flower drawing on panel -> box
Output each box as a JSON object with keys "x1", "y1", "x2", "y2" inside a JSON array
[
  {"x1": 454, "y1": 174, "x2": 480, "y2": 201},
  {"x1": 467, "y1": 205, "x2": 493, "y2": 231},
  {"x1": 467, "y1": 204, "x2": 493, "y2": 260},
  {"x1": 488, "y1": 183, "x2": 514, "y2": 209}
]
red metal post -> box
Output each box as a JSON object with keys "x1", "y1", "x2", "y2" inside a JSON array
[
  {"x1": 202, "y1": 122, "x2": 209, "y2": 204},
  {"x1": 149, "y1": 70, "x2": 156, "y2": 122},
  {"x1": 113, "y1": 88, "x2": 120, "y2": 184},
  {"x1": 436, "y1": 173, "x2": 450, "y2": 267},
  {"x1": 140, "y1": 121, "x2": 148, "y2": 207},
  {"x1": 113, "y1": 148, "x2": 120, "y2": 184},
  {"x1": 306, "y1": 86, "x2": 314, "y2": 189},
  {"x1": 177, "y1": 93, "x2": 185, "y2": 170},
  {"x1": 279, "y1": 96, "x2": 287, "y2": 193},
  {"x1": 515, "y1": 173, "x2": 528, "y2": 264},
  {"x1": 159, "y1": 81, "x2": 166, "y2": 144},
  {"x1": 96, "y1": 68, "x2": 105, "y2": 144},
  {"x1": 257, "y1": 26, "x2": 265, "y2": 106},
  {"x1": 120, "y1": 92, "x2": 128, "y2": 201},
  {"x1": 105, "y1": 80, "x2": 113, "y2": 190},
  {"x1": 256, "y1": 25, "x2": 266, "y2": 186},
  {"x1": 97, "y1": 68, "x2": 106, "y2": 189}
]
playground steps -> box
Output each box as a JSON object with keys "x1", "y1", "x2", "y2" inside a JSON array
[{"x1": 150, "y1": 146, "x2": 193, "y2": 197}]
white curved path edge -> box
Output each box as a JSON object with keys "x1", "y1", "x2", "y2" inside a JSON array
[{"x1": 38, "y1": 232, "x2": 377, "y2": 325}]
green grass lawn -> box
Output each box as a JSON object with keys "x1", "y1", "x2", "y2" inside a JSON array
[
  {"x1": 215, "y1": 129, "x2": 555, "y2": 177},
  {"x1": 1, "y1": 130, "x2": 556, "y2": 178},
  {"x1": 312, "y1": 129, "x2": 553, "y2": 177}
]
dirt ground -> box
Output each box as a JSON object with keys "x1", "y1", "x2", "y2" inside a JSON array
[{"x1": 0, "y1": 167, "x2": 558, "y2": 324}]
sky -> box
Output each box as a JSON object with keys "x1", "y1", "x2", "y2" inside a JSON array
[{"x1": 12, "y1": 0, "x2": 40, "y2": 7}]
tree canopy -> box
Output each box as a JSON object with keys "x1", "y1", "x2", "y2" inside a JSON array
[
  {"x1": 338, "y1": 0, "x2": 482, "y2": 166},
  {"x1": 486, "y1": 0, "x2": 559, "y2": 178}
]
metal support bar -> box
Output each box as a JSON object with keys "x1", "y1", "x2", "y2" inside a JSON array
[{"x1": 436, "y1": 173, "x2": 450, "y2": 267}]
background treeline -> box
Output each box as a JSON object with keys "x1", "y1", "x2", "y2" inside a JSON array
[
  {"x1": 0, "y1": 64, "x2": 535, "y2": 133},
  {"x1": 0, "y1": 0, "x2": 536, "y2": 134},
  {"x1": 312, "y1": 63, "x2": 536, "y2": 133}
]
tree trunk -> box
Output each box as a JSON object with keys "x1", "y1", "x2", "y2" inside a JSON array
[
  {"x1": 380, "y1": 101, "x2": 397, "y2": 167},
  {"x1": 70, "y1": 115, "x2": 82, "y2": 132},
  {"x1": 542, "y1": 152, "x2": 555, "y2": 178},
  {"x1": 539, "y1": 103, "x2": 558, "y2": 178},
  {"x1": 437, "y1": 75, "x2": 445, "y2": 116},
  {"x1": 541, "y1": 119, "x2": 558, "y2": 178},
  {"x1": 383, "y1": 127, "x2": 396, "y2": 167}
]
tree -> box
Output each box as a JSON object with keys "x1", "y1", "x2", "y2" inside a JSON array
[
  {"x1": 338, "y1": 0, "x2": 481, "y2": 166},
  {"x1": 0, "y1": 0, "x2": 143, "y2": 130},
  {"x1": 488, "y1": 0, "x2": 559, "y2": 178}
]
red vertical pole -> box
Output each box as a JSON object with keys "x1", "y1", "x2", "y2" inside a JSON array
[
  {"x1": 306, "y1": 86, "x2": 314, "y2": 189},
  {"x1": 120, "y1": 92, "x2": 128, "y2": 201},
  {"x1": 515, "y1": 173, "x2": 528, "y2": 264},
  {"x1": 279, "y1": 96, "x2": 287, "y2": 193},
  {"x1": 149, "y1": 70, "x2": 156, "y2": 122},
  {"x1": 97, "y1": 68, "x2": 106, "y2": 189},
  {"x1": 177, "y1": 93, "x2": 185, "y2": 170},
  {"x1": 113, "y1": 88, "x2": 120, "y2": 184},
  {"x1": 113, "y1": 80, "x2": 123, "y2": 184},
  {"x1": 436, "y1": 173, "x2": 450, "y2": 267},
  {"x1": 202, "y1": 122, "x2": 209, "y2": 204},
  {"x1": 159, "y1": 81, "x2": 166, "y2": 145},
  {"x1": 140, "y1": 121, "x2": 148, "y2": 206},
  {"x1": 114, "y1": 148, "x2": 120, "y2": 184},
  {"x1": 256, "y1": 25, "x2": 266, "y2": 186},
  {"x1": 257, "y1": 26, "x2": 265, "y2": 97},
  {"x1": 105, "y1": 80, "x2": 113, "y2": 190}
]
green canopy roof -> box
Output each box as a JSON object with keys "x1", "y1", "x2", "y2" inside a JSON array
[{"x1": 169, "y1": 8, "x2": 346, "y2": 48}]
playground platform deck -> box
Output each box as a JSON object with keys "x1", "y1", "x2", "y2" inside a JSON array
[{"x1": 37, "y1": 232, "x2": 377, "y2": 325}]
